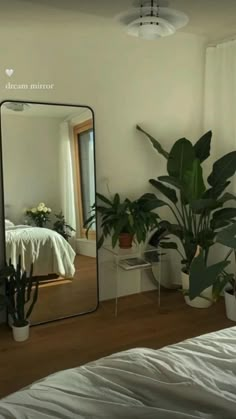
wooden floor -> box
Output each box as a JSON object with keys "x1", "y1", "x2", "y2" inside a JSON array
[
  {"x1": 0, "y1": 289, "x2": 233, "y2": 398},
  {"x1": 29, "y1": 255, "x2": 98, "y2": 324}
]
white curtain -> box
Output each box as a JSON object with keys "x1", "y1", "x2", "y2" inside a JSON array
[
  {"x1": 204, "y1": 40, "x2": 236, "y2": 192},
  {"x1": 59, "y1": 122, "x2": 77, "y2": 237},
  {"x1": 204, "y1": 40, "x2": 236, "y2": 265}
]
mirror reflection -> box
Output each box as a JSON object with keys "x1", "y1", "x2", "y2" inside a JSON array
[{"x1": 1, "y1": 101, "x2": 98, "y2": 324}]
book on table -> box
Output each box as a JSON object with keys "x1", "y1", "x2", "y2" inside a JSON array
[{"x1": 118, "y1": 257, "x2": 151, "y2": 270}]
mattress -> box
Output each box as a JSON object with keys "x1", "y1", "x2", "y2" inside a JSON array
[
  {"x1": 5, "y1": 225, "x2": 76, "y2": 277},
  {"x1": 0, "y1": 327, "x2": 235, "y2": 419}
]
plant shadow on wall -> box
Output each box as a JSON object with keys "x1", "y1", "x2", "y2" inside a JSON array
[
  {"x1": 84, "y1": 193, "x2": 162, "y2": 250},
  {"x1": 137, "y1": 125, "x2": 236, "y2": 308}
]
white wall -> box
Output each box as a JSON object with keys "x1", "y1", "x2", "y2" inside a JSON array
[
  {"x1": 0, "y1": 14, "x2": 207, "y2": 300},
  {"x1": 1, "y1": 114, "x2": 61, "y2": 224}
]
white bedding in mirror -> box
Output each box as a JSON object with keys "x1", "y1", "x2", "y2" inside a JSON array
[
  {"x1": 0, "y1": 327, "x2": 235, "y2": 419},
  {"x1": 5, "y1": 225, "x2": 75, "y2": 277}
]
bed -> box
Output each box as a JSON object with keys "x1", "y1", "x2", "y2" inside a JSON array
[
  {"x1": 0, "y1": 327, "x2": 235, "y2": 418},
  {"x1": 5, "y1": 224, "x2": 76, "y2": 278}
]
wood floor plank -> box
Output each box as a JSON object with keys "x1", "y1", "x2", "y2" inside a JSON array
[{"x1": 0, "y1": 290, "x2": 233, "y2": 398}]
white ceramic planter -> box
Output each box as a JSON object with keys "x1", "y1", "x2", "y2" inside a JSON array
[
  {"x1": 224, "y1": 290, "x2": 236, "y2": 322},
  {"x1": 12, "y1": 323, "x2": 30, "y2": 342},
  {"x1": 181, "y1": 271, "x2": 213, "y2": 309}
]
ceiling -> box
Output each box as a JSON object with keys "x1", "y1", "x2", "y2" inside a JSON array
[{"x1": 1, "y1": 0, "x2": 236, "y2": 43}]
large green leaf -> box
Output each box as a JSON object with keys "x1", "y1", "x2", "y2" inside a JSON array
[
  {"x1": 158, "y1": 176, "x2": 183, "y2": 190},
  {"x1": 189, "y1": 251, "x2": 230, "y2": 300},
  {"x1": 212, "y1": 208, "x2": 236, "y2": 222},
  {"x1": 208, "y1": 151, "x2": 236, "y2": 187},
  {"x1": 203, "y1": 182, "x2": 231, "y2": 199},
  {"x1": 136, "y1": 125, "x2": 169, "y2": 159},
  {"x1": 194, "y1": 131, "x2": 212, "y2": 163},
  {"x1": 138, "y1": 192, "x2": 168, "y2": 211},
  {"x1": 216, "y1": 223, "x2": 236, "y2": 249},
  {"x1": 210, "y1": 218, "x2": 231, "y2": 231},
  {"x1": 149, "y1": 179, "x2": 178, "y2": 204},
  {"x1": 159, "y1": 220, "x2": 184, "y2": 240},
  {"x1": 167, "y1": 138, "x2": 195, "y2": 181},
  {"x1": 218, "y1": 192, "x2": 236, "y2": 204},
  {"x1": 183, "y1": 159, "x2": 206, "y2": 202}
]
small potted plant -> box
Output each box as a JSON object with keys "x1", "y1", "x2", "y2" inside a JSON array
[
  {"x1": 188, "y1": 222, "x2": 236, "y2": 319},
  {"x1": 84, "y1": 192, "x2": 161, "y2": 249},
  {"x1": 0, "y1": 256, "x2": 39, "y2": 342},
  {"x1": 53, "y1": 212, "x2": 75, "y2": 241},
  {"x1": 25, "y1": 202, "x2": 51, "y2": 227}
]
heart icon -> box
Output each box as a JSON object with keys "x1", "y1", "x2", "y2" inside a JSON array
[{"x1": 5, "y1": 69, "x2": 14, "y2": 77}]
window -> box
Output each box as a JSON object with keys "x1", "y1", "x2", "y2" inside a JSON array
[{"x1": 73, "y1": 120, "x2": 96, "y2": 239}]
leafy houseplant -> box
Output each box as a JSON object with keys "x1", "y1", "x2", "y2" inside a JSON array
[
  {"x1": 84, "y1": 192, "x2": 161, "y2": 249},
  {"x1": 137, "y1": 125, "x2": 236, "y2": 307},
  {"x1": 53, "y1": 212, "x2": 75, "y2": 241},
  {"x1": 189, "y1": 222, "x2": 236, "y2": 320},
  {"x1": 0, "y1": 256, "x2": 39, "y2": 342},
  {"x1": 25, "y1": 202, "x2": 51, "y2": 227}
]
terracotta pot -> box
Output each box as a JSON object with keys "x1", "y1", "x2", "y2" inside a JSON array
[
  {"x1": 181, "y1": 271, "x2": 213, "y2": 308},
  {"x1": 118, "y1": 233, "x2": 134, "y2": 249}
]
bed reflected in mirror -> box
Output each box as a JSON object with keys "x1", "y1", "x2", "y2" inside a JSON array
[{"x1": 0, "y1": 101, "x2": 98, "y2": 324}]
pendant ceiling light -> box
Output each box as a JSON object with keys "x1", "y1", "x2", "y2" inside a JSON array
[
  {"x1": 4, "y1": 102, "x2": 30, "y2": 112},
  {"x1": 115, "y1": 0, "x2": 189, "y2": 40}
]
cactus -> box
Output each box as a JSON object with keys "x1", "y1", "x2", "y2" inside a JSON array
[{"x1": 0, "y1": 256, "x2": 39, "y2": 327}]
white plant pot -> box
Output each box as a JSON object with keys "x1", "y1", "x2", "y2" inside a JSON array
[
  {"x1": 12, "y1": 323, "x2": 30, "y2": 342},
  {"x1": 224, "y1": 290, "x2": 236, "y2": 322},
  {"x1": 181, "y1": 271, "x2": 213, "y2": 309}
]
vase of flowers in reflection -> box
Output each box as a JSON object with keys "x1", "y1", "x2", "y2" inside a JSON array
[{"x1": 25, "y1": 202, "x2": 51, "y2": 227}]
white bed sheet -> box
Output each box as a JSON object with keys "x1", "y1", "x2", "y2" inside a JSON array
[
  {"x1": 0, "y1": 326, "x2": 235, "y2": 419},
  {"x1": 5, "y1": 225, "x2": 76, "y2": 278}
]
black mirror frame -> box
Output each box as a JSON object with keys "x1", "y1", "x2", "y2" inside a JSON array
[{"x1": 0, "y1": 99, "x2": 99, "y2": 325}]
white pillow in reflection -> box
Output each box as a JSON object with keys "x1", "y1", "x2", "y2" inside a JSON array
[{"x1": 5, "y1": 219, "x2": 15, "y2": 228}]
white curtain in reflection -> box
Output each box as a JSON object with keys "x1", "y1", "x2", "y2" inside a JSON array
[
  {"x1": 204, "y1": 40, "x2": 236, "y2": 191},
  {"x1": 59, "y1": 121, "x2": 77, "y2": 238}
]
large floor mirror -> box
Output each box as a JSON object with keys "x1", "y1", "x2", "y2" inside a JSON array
[{"x1": 0, "y1": 100, "x2": 98, "y2": 324}]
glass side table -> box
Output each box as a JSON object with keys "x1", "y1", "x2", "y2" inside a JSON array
[{"x1": 102, "y1": 244, "x2": 161, "y2": 316}]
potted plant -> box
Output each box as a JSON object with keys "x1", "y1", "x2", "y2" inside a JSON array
[
  {"x1": 137, "y1": 125, "x2": 236, "y2": 307},
  {"x1": 25, "y1": 202, "x2": 51, "y2": 227},
  {"x1": 189, "y1": 223, "x2": 236, "y2": 320},
  {"x1": 0, "y1": 257, "x2": 39, "y2": 342},
  {"x1": 53, "y1": 212, "x2": 76, "y2": 241},
  {"x1": 84, "y1": 192, "x2": 161, "y2": 249}
]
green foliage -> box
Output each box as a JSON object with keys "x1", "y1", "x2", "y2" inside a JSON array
[
  {"x1": 53, "y1": 212, "x2": 76, "y2": 241},
  {"x1": 194, "y1": 131, "x2": 212, "y2": 163},
  {"x1": 0, "y1": 256, "x2": 39, "y2": 327},
  {"x1": 138, "y1": 126, "x2": 236, "y2": 297},
  {"x1": 84, "y1": 192, "x2": 161, "y2": 249}
]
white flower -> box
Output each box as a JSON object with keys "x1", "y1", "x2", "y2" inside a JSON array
[
  {"x1": 38, "y1": 202, "x2": 45, "y2": 208},
  {"x1": 31, "y1": 208, "x2": 37, "y2": 213},
  {"x1": 48, "y1": 208, "x2": 51, "y2": 213},
  {"x1": 43, "y1": 207, "x2": 48, "y2": 213}
]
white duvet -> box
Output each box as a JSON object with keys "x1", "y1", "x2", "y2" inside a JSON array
[
  {"x1": 5, "y1": 225, "x2": 76, "y2": 278},
  {"x1": 0, "y1": 327, "x2": 236, "y2": 418}
]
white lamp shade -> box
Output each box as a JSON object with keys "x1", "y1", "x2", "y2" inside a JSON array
[{"x1": 127, "y1": 16, "x2": 176, "y2": 39}]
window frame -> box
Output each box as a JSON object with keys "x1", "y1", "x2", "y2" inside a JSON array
[{"x1": 73, "y1": 119, "x2": 96, "y2": 240}]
